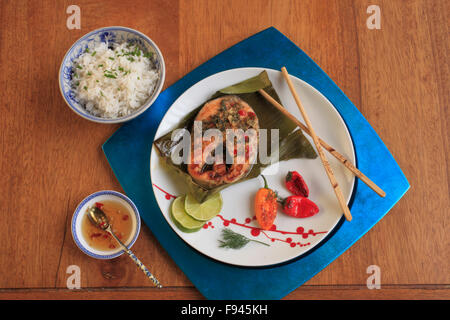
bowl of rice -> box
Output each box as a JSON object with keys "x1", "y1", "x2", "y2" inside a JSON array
[{"x1": 59, "y1": 26, "x2": 165, "y2": 123}]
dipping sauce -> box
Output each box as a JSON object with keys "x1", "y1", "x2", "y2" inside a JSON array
[{"x1": 81, "y1": 200, "x2": 133, "y2": 251}]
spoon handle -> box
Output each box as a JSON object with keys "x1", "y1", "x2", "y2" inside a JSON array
[{"x1": 108, "y1": 229, "x2": 163, "y2": 288}]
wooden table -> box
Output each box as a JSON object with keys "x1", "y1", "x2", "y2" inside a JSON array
[{"x1": 0, "y1": 0, "x2": 448, "y2": 300}]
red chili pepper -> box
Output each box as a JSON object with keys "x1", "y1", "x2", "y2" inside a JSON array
[
  {"x1": 90, "y1": 233, "x2": 102, "y2": 238},
  {"x1": 95, "y1": 202, "x2": 104, "y2": 209},
  {"x1": 281, "y1": 195, "x2": 319, "y2": 218},
  {"x1": 238, "y1": 109, "x2": 246, "y2": 116},
  {"x1": 285, "y1": 171, "x2": 309, "y2": 197}
]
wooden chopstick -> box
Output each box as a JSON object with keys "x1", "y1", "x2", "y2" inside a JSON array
[
  {"x1": 258, "y1": 88, "x2": 386, "y2": 198},
  {"x1": 280, "y1": 67, "x2": 353, "y2": 221}
]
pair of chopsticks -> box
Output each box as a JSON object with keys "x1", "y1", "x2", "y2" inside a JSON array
[{"x1": 260, "y1": 67, "x2": 386, "y2": 221}]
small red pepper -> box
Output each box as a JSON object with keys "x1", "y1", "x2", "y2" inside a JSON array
[
  {"x1": 285, "y1": 171, "x2": 309, "y2": 197},
  {"x1": 90, "y1": 233, "x2": 102, "y2": 238},
  {"x1": 281, "y1": 195, "x2": 319, "y2": 218},
  {"x1": 238, "y1": 109, "x2": 246, "y2": 117},
  {"x1": 95, "y1": 202, "x2": 104, "y2": 209}
]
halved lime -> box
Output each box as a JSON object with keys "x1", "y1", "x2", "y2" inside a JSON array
[
  {"x1": 185, "y1": 192, "x2": 223, "y2": 221},
  {"x1": 171, "y1": 196, "x2": 204, "y2": 232}
]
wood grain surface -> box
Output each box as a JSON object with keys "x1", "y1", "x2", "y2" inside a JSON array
[{"x1": 0, "y1": 0, "x2": 448, "y2": 299}]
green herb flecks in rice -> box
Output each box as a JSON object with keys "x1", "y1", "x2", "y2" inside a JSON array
[{"x1": 71, "y1": 41, "x2": 158, "y2": 119}]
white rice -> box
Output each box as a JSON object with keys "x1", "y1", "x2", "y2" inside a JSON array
[{"x1": 72, "y1": 42, "x2": 159, "y2": 118}]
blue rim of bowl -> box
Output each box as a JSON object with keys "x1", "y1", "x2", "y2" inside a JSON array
[
  {"x1": 58, "y1": 26, "x2": 166, "y2": 124},
  {"x1": 71, "y1": 190, "x2": 141, "y2": 259}
]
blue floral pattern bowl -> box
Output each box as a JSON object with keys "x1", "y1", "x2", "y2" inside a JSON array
[{"x1": 59, "y1": 26, "x2": 165, "y2": 123}]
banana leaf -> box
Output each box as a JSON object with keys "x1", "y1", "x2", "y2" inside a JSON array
[{"x1": 154, "y1": 71, "x2": 317, "y2": 202}]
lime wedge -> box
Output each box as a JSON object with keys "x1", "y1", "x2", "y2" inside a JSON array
[
  {"x1": 171, "y1": 196, "x2": 204, "y2": 232},
  {"x1": 185, "y1": 192, "x2": 223, "y2": 221}
]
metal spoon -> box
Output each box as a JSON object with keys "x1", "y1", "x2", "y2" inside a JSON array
[{"x1": 87, "y1": 206, "x2": 162, "y2": 288}]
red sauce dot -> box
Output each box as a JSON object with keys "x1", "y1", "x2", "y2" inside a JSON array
[
  {"x1": 230, "y1": 218, "x2": 236, "y2": 223},
  {"x1": 302, "y1": 234, "x2": 308, "y2": 239},
  {"x1": 165, "y1": 194, "x2": 171, "y2": 200},
  {"x1": 223, "y1": 221, "x2": 230, "y2": 226},
  {"x1": 271, "y1": 238, "x2": 275, "y2": 242},
  {"x1": 309, "y1": 229, "x2": 314, "y2": 234},
  {"x1": 251, "y1": 228, "x2": 260, "y2": 237},
  {"x1": 286, "y1": 237, "x2": 292, "y2": 243},
  {"x1": 202, "y1": 224, "x2": 208, "y2": 229},
  {"x1": 296, "y1": 226, "x2": 304, "y2": 234},
  {"x1": 290, "y1": 242, "x2": 296, "y2": 247},
  {"x1": 211, "y1": 226, "x2": 214, "y2": 229},
  {"x1": 270, "y1": 224, "x2": 277, "y2": 231},
  {"x1": 208, "y1": 221, "x2": 212, "y2": 225},
  {"x1": 245, "y1": 218, "x2": 251, "y2": 224}
]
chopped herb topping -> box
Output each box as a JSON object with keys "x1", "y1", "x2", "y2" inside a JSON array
[
  {"x1": 98, "y1": 64, "x2": 103, "y2": 68},
  {"x1": 104, "y1": 74, "x2": 117, "y2": 79},
  {"x1": 83, "y1": 86, "x2": 88, "y2": 90},
  {"x1": 108, "y1": 57, "x2": 115, "y2": 60},
  {"x1": 91, "y1": 51, "x2": 96, "y2": 56},
  {"x1": 76, "y1": 65, "x2": 82, "y2": 70}
]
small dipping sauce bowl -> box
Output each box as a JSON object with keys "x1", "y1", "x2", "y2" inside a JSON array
[{"x1": 71, "y1": 190, "x2": 141, "y2": 259}]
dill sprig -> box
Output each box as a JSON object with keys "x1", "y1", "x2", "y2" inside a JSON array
[{"x1": 218, "y1": 228, "x2": 269, "y2": 249}]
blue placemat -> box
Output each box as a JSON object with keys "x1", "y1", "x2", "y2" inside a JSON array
[{"x1": 102, "y1": 27, "x2": 409, "y2": 300}]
